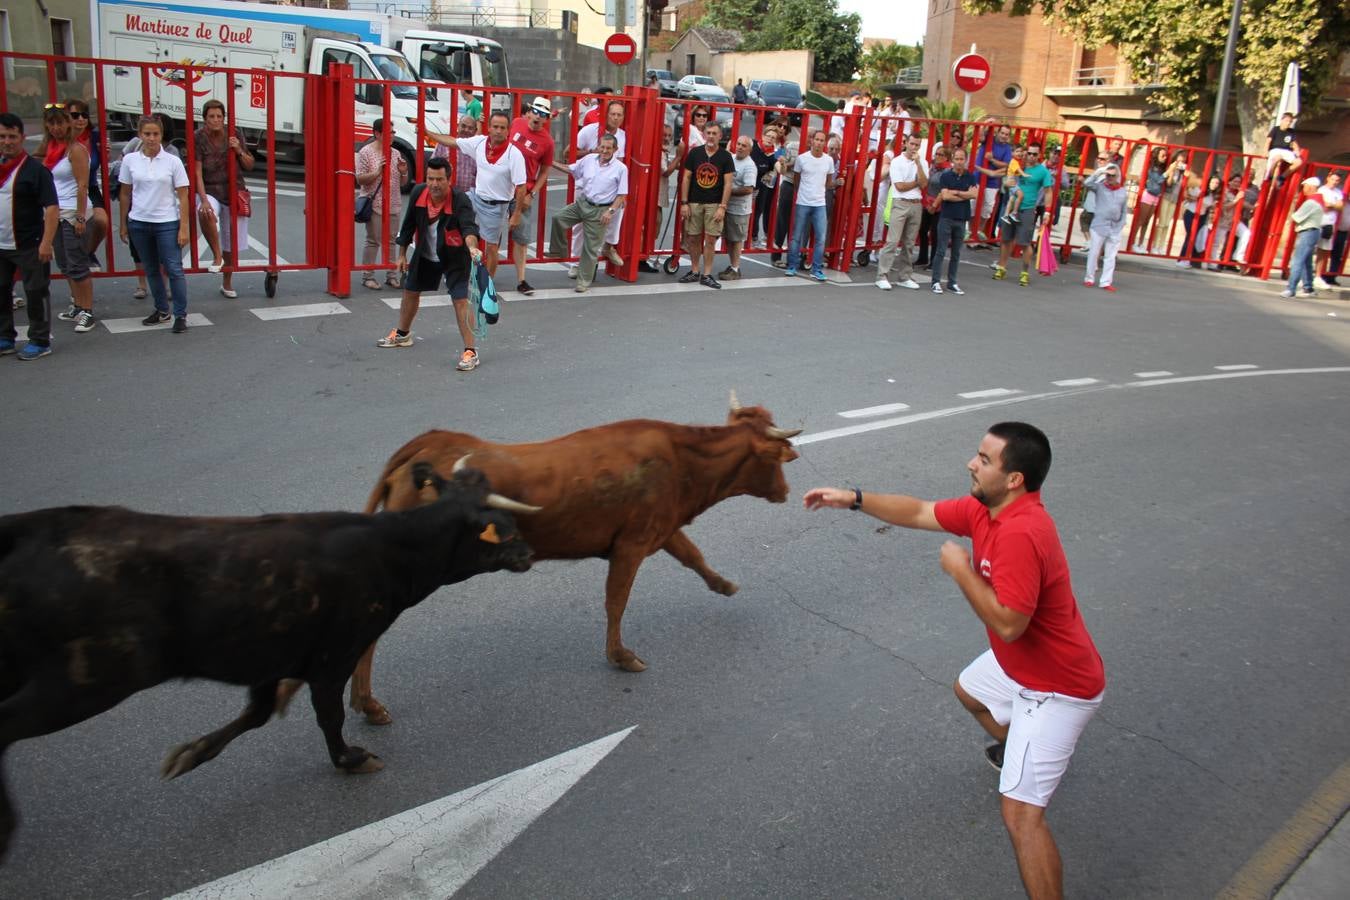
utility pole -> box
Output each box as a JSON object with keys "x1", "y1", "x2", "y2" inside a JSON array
[{"x1": 1209, "y1": 0, "x2": 1243, "y2": 149}]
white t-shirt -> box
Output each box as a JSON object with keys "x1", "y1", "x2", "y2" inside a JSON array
[
  {"x1": 793, "y1": 151, "x2": 836, "y2": 207},
  {"x1": 728, "y1": 155, "x2": 758, "y2": 216},
  {"x1": 576, "y1": 123, "x2": 627, "y2": 159},
  {"x1": 457, "y1": 134, "x2": 526, "y2": 202},
  {"x1": 888, "y1": 154, "x2": 927, "y2": 200},
  {"x1": 118, "y1": 149, "x2": 189, "y2": 223},
  {"x1": 1318, "y1": 185, "x2": 1342, "y2": 228}
]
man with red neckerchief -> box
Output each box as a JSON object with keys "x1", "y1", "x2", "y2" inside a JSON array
[
  {"x1": 0, "y1": 112, "x2": 59, "y2": 360},
  {"x1": 804, "y1": 421, "x2": 1104, "y2": 900}
]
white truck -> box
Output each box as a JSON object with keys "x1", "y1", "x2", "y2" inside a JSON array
[{"x1": 94, "y1": 0, "x2": 508, "y2": 165}]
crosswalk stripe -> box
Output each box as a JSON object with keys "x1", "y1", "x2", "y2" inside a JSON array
[
  {"x1": 101, "y1": 313, "x2": 213, "y2": 333},
  {"x1": 250, "y1": 302, "x2": 349, "y2": 320}
]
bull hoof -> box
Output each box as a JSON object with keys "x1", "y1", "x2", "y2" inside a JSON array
[
  {"x1": 609, "y1": 652, "x2": 647, "y2": 673},
  {"x1": 161, "y1": 738, "x2": 209, "y2": 780},
  {"x1": 339, "y1": 749, "x2": 385, "y2": 774},
  {"x1": 712, "y1": 579, "x2": 739, "y2": 597},
  {"x1": 362, "y1": 698, "x2": 393, "y2": 726}
]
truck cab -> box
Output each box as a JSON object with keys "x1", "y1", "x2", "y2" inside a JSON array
[{"x1": 393, "y1": 29, "x2": 509, "y2": 114}]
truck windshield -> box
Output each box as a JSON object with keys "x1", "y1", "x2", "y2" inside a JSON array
[
  {"x1": 479, "y1": 46, "x2": 508, "y2": 88},
  {"x1": 370, "y1": 53, "x2": 420, "y2": 100}
]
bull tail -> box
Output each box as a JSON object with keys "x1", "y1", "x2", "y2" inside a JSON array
[{"x1": 364, "y1": 430, "x2": 460, "y2": 513}]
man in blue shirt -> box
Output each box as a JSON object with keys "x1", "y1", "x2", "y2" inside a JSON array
[
  {"x1": 992, "y1": 144, "x2": 1054, "y2": 287},
  {"x1": 973, "y1": 123, "x2": 1013, "y2": 242},
  {"x1": 930, "y1": 148, "x2": 979, "y2": 296}
]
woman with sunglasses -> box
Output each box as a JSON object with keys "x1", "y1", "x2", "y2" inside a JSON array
[
  {"x1": 59, "y1": 99, "x2": 111, "y2": 264},
  {"x1": 37, "y1": 105, "x2": 98, "y2": 333},
  {"x1": 685, "y1": 105, "x2": 709, "y2": 151}
]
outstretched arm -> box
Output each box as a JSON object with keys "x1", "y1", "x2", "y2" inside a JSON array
[{"x1": 802, "y1": 487, "x2": 943, "y2": 532}]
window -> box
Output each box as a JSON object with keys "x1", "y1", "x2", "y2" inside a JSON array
[
  {"x1": 51, "y1": 18, "x2": 74, "y2": 81},
  {"x1": 1001, "y1": 83, "x2": 1025, "y2": 108}
]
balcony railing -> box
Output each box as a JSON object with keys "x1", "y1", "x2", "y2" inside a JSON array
[{"x1": 897, "y1": 65, "x2": 923, "y2": 84}]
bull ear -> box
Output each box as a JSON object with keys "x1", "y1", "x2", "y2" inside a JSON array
[{"x1": 411, "y1": 462, "x2": 447, "y2": 494}]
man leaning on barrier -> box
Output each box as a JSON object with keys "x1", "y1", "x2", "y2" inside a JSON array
[{"x1": 545, "y1": 133, "x2": 627, "y2": 294}]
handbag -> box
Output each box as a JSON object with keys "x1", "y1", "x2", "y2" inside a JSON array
[
  {"x1": 231, "y1": 187, "x2": 251, "y2": 218},
  {"x1": 355, "y1": 169, "x2": 383, "y2": 224}
]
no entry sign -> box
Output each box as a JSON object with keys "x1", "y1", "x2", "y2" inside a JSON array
[
  {"x1": 952, "y1": 53, "x2": 991, "y2": 93},
  {"x1": 604, "y1": 33, "x2": 637, "y2": 66}
]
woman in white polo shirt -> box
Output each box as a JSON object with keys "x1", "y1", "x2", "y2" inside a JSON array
[{"x1": 118, "y1": 114, "x2": 191, "y2": 333}]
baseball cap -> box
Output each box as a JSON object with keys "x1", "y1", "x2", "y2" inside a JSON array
[
  {"x1": 529, "y1": 96, "x2": 552, "y2": 117},
  {"x1": 1302, "y1": 175, "x2": 1321, "y2": 187}
]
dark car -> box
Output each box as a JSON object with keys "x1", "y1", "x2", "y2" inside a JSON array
[
  {"x1": 758, "y1": 79, "x2": 804, "y2": 125},
  {"x1": 646, "y1": 68, "x2": 678, "y2": 98}
]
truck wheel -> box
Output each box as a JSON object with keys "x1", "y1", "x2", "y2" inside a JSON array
[{"x1": 264, "y1": 272, "x2": 278, "y2": 298}]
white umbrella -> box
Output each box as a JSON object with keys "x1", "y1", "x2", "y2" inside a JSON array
[{"x1": 1278, "y1": 62, "x2": 1300, "y2": 124}]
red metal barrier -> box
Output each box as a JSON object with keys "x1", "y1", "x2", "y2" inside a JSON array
[{"x1": 6, "y1": 48, "x2": 1347, "y2": 292}]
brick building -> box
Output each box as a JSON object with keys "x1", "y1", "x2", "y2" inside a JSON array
[{"x1": 923, "y1": 1, "x2": 1350, "y2": 165}]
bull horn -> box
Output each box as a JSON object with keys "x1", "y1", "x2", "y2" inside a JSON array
[
  {"x1": 729, "y1": 389, "x2": 742, "y2": 411},
  {"x1": 766, "y1": 426, "x2": 803, "y2": 440},
  {"x1": 486, "y1": 493, "x2": 542, "y2": 514},
  {"x1": 452, "y1": 453, "x2": 472, "y2": 473}
]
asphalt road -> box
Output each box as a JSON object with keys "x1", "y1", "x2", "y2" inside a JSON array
[{"x1": 3, "y1": 252, "x2": 1349, "y2": 898}]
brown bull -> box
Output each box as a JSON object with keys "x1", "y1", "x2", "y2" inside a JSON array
[{"x1": 347, "y1": 394, "x2": 801, "y2": 724}]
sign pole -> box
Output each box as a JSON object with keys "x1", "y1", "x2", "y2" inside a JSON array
[{"x1": 961, "y1": 43, "x2": 975, "y2": 121}]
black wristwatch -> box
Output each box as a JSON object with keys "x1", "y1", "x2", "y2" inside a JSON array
[{"x1": 850, "y1": 488, "x2": 863, "y2": 511}]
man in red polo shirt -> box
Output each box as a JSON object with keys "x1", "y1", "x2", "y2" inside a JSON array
[
  {"x1": 804, "y1": 421, "x2": 1105, "y2": 900},
  {"x1": 508, "y1": 96, "x2": 556, "y2": 296}
]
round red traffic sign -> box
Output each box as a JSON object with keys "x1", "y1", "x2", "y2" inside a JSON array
[
  {"x1": 604, "y1": 33, "x2": 637, "y2": 66},
  {"x1": 952, "y1": 53, "x2": 992, "y2": 93}
]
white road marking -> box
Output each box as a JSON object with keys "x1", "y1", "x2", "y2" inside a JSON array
[
  {"x1": 797, "y1": 389, "x2": 1092, "y2": 446},
  {"x1": 1126, "y1": 367, "x2": 1350, "y2": 387},
  {"x1": 250, "y1": 302, "x2": 349, "y2": 321},
  {"x1": 102, "y1": 313, "x2": 213, "y2": 333},
  {"x1": 838, "y1": 402, "x2": 912, "y2": 419},
  {"x1": 1215, "y1": 364, "x2": 1259, "y2": 371},
  {"x1": 958, "y1": 388, "x2": 1020, "y2": 399},
  {"x1": 168, "y1": 726, "x2": 635, "y2": 900},
  {"x1": 1133, "y1": 371, "x2": 1174, "y2": 378},
  {"x1": 384, "y1": 277, "x2": 822, "y2": 305},
  {"x1": 798, "y1": 367, "x2": 1350, "y2": 446},
  {"x1": 1052, "y1": 378, "x2": 1101, "y2": 387},
  {"x1": 183, "y1": 235, "x2": 289, "y2": 268}
]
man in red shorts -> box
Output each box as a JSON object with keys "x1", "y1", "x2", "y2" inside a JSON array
[{"x1": 803, "y1": 421, "x2": 1105, "y2": 900}]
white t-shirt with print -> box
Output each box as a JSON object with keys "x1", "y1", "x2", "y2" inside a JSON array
[{"x1": 728, "y1": 155, "x2": 758, "y2": 216}]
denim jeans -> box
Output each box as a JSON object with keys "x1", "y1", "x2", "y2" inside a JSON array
[
  {"x1": 929, "y1": 216, "x2": 967, "y2": 287},
  {"x1": 787, "y1": 203, "x2": 828, "y2": 273},
  {"x1": 1286, "y1": 227, "x2": 1320, "y2": 293},
  {"x1": 129, "y1": 219, "x2": 188, "y2": 318}
]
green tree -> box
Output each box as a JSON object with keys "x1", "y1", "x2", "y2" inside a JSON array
[
  {"x1": 701, "y1": 0, "x2": 862, "y2": 83},
  {"x1": 859, "y1": 41, "x2": 923, "y2": 88},
  {"x1": 962, "y1": 0, "x2": 1350, "y2": 155}
]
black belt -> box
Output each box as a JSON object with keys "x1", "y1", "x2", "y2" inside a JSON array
[
  {"x1": 481, "y1": 197, "x2": 510, "y2": 205},
  {"x1": 582, "y1": 197, "x2": 614, "y2": 207}
]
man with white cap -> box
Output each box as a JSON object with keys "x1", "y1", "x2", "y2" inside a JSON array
[
  {"x1": 1282, "y1": 175, "x2": 1325, "y2": 298},
  {"x1": 569, "y1": 99, "x2": 628, "y2": 277},
  {"x1": 1081, "y1": 159, "x2": 1128, "y2": 292},
  {"x1": 508, "y1": 96, "x2": 557, "y2": 296}
]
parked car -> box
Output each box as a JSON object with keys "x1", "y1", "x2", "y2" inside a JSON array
[
  {"x1": 747, "y1": 79, "x2": 764, "y2": 106},
  {"x1": 676, "y1": 74, "x2": 729, "y2": 103},
  {"x1": 646, "y1": 68, "x2": 678, "y2": 97},
  {"x1": 758, "y1": 79, "x2": 805, "y2": 126}
]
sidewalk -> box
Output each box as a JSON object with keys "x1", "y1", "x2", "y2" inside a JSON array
[{"x1": 1274, "y1": 811, "x2": 1350, "y2": 898}]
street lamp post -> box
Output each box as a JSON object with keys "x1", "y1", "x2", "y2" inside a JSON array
[{"x1": 1208, "y1": 0, "x2": 1244, "y2": 149}]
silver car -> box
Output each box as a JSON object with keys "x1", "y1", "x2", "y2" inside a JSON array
[{"x1": 675, "y1": 75, "x2": 729, "y2": 103}]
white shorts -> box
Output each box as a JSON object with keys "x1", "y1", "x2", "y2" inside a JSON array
[
  {"x1": 958, "y1": 649, "x2": 1103, "y2": 808},
  {"x1": 203, "y1": 194, "x2": 249, "y2": 254}
]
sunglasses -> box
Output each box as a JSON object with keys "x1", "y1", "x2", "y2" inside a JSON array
[
  {"x1": 693, "y1": 112, "x2": 708, "y2": 118},
  {"x1": 43, "y1": 102, "x2": 66, "y2": 110},
  {"x1": 69, "y1": 111, "x2": 88, "y2": 119}
]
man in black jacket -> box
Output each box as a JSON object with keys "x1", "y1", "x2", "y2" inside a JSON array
[
  {"x1": 0, "y1": 112, "x2": 59, "y2": 360},
  {"x1": 375, "y1": 158, "x2": 484, "y2": 371}
]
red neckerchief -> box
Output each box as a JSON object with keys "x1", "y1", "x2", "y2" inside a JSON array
[
  {"x1": 0, "y1": 151, "x2": 26, "y2": 188},
  {"x1": 43, "y1": 141, "x2": 68, "y2": 169},
  {"x1": 483, "y1": 138, "x2": 509, "y2": 165},
  {"x1": 75, "y1": 130, "x2": 92, "y2": 151}
]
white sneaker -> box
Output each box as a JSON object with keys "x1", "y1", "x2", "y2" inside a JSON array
[
  {"x1": 875, "y1": 277, "x2": 893, "y2": 291},
  {"x1": 948, "y1": 283, "x2": 965, "y2": 295},
  {"x1": 1131, "y1": 243, "x2": 1144, "y2": 254},
  {"x1": 897, "y1": 278, "x2": 920, "y2": 290},
  {"x1": 931, "y1": 282, "x2": 943, "y2": 294},
  {"x1": 567, "y1": 265, "x2": 578, "y2": 279},
  {"x1": 1176, "y1": 259, "x2": 1191, "y2": 267},
  {"x1": 1314, "y1": 276, "x2": 1330, "y2": 290},
  {"x1": 1083, "y1": 278, "x2": 1095, "y2": 287},
  {"x1": 1280, "y1": 289, "x2": 1294, "y2": 298}
]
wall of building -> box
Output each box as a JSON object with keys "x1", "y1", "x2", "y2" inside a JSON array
[
  {"x1": 2, "y1": 0, "x2": 96, "y2": 116},
  {"x1": 475, "y1": 24, "x2": 641, "y2": 94},
  {"x1": 710, "y1": 50, "x2": 813, "y2": 90}
]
